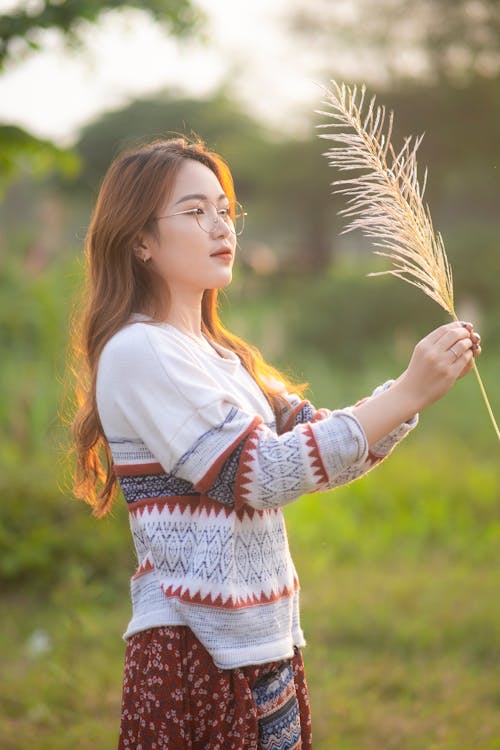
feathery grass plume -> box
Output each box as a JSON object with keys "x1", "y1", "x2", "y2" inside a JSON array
[{"x1": 318, "y1": 80, "x2": 499, "y2": 441}]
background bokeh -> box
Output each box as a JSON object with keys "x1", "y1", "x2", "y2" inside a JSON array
[{"x1": 1, "y1": 2, "x2": 499, "y2": 748}]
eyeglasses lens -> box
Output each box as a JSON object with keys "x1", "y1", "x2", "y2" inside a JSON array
[{"x1": 197, "y1": 202, "x2": 245, "y2": 236}]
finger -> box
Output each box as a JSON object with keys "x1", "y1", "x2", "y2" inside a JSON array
[
  {"x1": 440, "y1": 326, "x2": 476, "y2": 352},
  {"x1": 456, "y1": 349, "x2": 475, "y2": 379},
  {"x1": 447, "y1": 336, "x2": 475, "y2": 361},
  {"x1": 462, "y1": 321, "x2": 481, "y2": 341},
  {"x1": 428, "y1": 320, "x2": 469, "y2": 345}
]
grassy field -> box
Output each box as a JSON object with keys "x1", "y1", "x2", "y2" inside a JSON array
[
  {"x1": 3, "y1": 546, "x2": 499, "y2": 749},
  {"x1": 1, "y1": 257, "x2": 499, "y2": 748},
  {"x1": 300, "y1": 562, "x2": 500, "y2": 750},
  {"x1": 3, "y1": 434, "x2": 499, "y2": 749}
]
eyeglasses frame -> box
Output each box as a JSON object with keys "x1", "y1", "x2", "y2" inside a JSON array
[{"x1": 155, "y1": 200, "x2": 247, "y2": 236}]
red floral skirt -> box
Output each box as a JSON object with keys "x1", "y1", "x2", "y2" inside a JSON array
[{"x1": 118, "y1": 626, "x2": 312, "y2": 750}]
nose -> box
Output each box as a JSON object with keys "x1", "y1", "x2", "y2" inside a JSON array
[{"x1": 212, "y1": 213, "x2": 231, "y2": 238}]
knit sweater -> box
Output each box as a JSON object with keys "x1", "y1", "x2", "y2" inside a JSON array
[{"x1": 96, "y1": 318, "x2": 418, "y2": 669}]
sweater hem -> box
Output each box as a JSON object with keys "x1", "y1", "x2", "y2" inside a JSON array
[
  {"x1": 123, "y1": 610, "x2": 185, "y2": 640},
  {"x1": 123, "y1": 614, "x2": 306, "y2": 669},
  {"x1": 209, "y1": 632, "x2": 307, "y2": 670}
]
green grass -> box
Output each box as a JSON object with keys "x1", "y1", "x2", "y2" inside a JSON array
[
  {"x1": 2, "y1": 435, "x2": 499, "y2": 749},
  {"x1": 2, "y1": 588, "x2": 126, "y2": 749},
  {"x1": 1, "y1": 255, "x2": 499, "y2": 748},
  {"x1": 286, "y1": 438, "x2": 500, "y2": 566},
  {"x1": 3, "y1": 557, "x2": 499, "y2": 749},
  {"x1": 299, "y1": 563, "x2": 500, "y2": 750}
]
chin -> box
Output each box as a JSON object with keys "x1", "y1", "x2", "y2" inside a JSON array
[{"x1": 207, "y1": 273, "x2": 233, "y2": 290}]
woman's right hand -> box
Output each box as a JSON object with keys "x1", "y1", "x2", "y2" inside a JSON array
[{"x1": 396, "y1": 321, "x2": 481, "y2": 413}]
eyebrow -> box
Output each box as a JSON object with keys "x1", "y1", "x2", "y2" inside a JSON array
[{"x1": 175, "y1": 192, "x2": 228, "y2": 205}]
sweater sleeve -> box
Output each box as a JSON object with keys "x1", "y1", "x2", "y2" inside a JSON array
[
  {"x1": 276, "y1": 380, "x2": 418, "y2": 491},
  {"x1": 96, "y1": 323, "x2": 373, "y2": 511}
]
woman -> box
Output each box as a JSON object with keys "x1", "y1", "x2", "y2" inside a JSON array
[{"x1": 71, "y1": 137, "x2": 480, "y2": 750}]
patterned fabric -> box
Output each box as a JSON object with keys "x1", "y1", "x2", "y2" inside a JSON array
[
  {"x1": 120, "y1": 460, "x2": 305, "y2": 668},
  {"x1": 119, "y1": 626, "x2": 312, "y2": 750},
  {"x1": 119, "y1": 471, "x2": 199, "y2": 504},
  {"x1": 96, "y1": 321, "x2": 417, "y2": 669},
  {"x1": 252, "y1": 661, "x2": 302, "y2": 750},
  {"x1": 191, "y1": 408, "x2": 366, "y2": 510}
]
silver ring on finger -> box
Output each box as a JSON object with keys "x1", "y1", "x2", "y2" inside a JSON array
[{"x1": 449, "y1": 345, "x2": 460, "y2": 360}]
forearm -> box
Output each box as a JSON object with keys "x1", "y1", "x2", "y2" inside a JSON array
[{"x1": 351, "y1": 376, "x2": 419, "y2": 447}]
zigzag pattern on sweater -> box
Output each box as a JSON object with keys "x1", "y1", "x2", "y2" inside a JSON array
[
  {"x1": 131, "y1": 554, "x2": 154, "y2": 580},
  {"x1": 115, "y1": 405, "x2": 332, "y2": 513},
  {"x1": 160, "y1": 579, "x2": 298, "y2": 610},
  {"x1": 200, "y1": 405, "x2": 329, "y2": 508},
  {"x1": 233, "y1": 422, "x2": 329, "y2": 509},
  {"x1": 127, "y1": 500, "x2": 296, "y2": 608},
  {"x1": 98, "y1": 319, "x2": 418, "y2": 666},
  {"x1": 111, "y1": 403, "x2": 406, "y2": 620},
  {"x1": 279, "y1": 399, "x2": 316, "y2": 433}
]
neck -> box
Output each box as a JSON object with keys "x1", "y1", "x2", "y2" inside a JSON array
[{"x1": 163, "y1": 290, "x2": 204, "y2": 339}]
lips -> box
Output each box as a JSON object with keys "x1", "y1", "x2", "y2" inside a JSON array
[{"x1": 210, "y1": 246, "x2": 233, "y2": 258}]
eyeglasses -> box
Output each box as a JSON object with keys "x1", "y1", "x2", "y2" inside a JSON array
[{"x1": 156, "y1": 200, "x2": 246, "y2": 236}]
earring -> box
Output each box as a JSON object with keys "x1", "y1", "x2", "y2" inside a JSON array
[{"x1": 143, "y1": 256, "x2": 151, "y2": 263}]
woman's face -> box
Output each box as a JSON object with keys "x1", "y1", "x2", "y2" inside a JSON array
[{"x1": 140, "y1": 158, "x2": 237, "y2": 300}]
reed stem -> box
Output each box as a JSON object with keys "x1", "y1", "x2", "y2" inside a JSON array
[
  {"x1": 448, "y1": 315, "x2": 500, "y2": 441},
  {"x1": 472, "y1": 360, "x2": 500, "y2": 441}
]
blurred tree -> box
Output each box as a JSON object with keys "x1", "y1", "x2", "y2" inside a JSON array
[
  {"x1": 73, "y1": 88, "x2": 269, "y2": 191},
  {"x1": 287, "y1": 0, "x2": 500, "y2": 85},
  {"x1": 0, "y1": 124, "x2": 80, "y2": 194},
  {"x1": 286, "y1": 0, "x2": 500, "y2": 264},
  {"x1": 378, "y1": 77, "x2": 500, "y2": 215},
  {"x1": 72, "y1": 89, "x2": 337, "y2": 271},
  {"x1": 0, "y1": 0, "x2": 203, "y2": 192},
  {"x1": 253, "y1": 138, "x2": 335, "y2": 272},
  {"x1": 0, "y1": 0, "x2": 202, "y2": 70}
]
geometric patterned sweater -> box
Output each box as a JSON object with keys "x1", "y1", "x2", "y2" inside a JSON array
[{"x1": 96, "y1": 319, "x2": 418, "y2": 669}]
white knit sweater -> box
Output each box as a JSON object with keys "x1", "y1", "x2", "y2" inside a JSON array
[{"x1": 96, "y1": 318, "x2": 417, "y2": 669}]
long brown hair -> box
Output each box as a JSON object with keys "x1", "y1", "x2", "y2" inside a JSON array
[{"x1": 71, "y1": 136, "x2": 305, "y2": 517}]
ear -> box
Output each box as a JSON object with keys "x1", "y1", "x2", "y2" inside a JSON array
[{"x1": 133, "y1": 237, "x2": 152, "y2": 264}]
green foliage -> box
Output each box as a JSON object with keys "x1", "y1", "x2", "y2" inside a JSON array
[
  {"x1": 73, "y1": 88, "x2": 272, "y2": 191},
  {"x1": 286, "y1": 442, "x2": 500, "y2": 566},
  {"x1": 223, "y1": 240, "x2": 500, "y2": 374},
  {"x1": 446, "y1": 222, "x2": 500, "y2": 304},
  {"x1": 299, "y1": 563, "x2": 500, "y2": 749},
  {"x1": 0, "y1": 0, "x2": 202, "y2": 70},
  {"x1": 0, "y1": 253, "x2": 130, "y2": 589},
  {"x1": 0, "y1": 0, "x2": 204, "y2": 197},
  {"x1": 0, "y1": 239, "x2": 498, "y2": 750},
  {"x1": 2, "y1": 561, "x2": 499, "y2": 748},
  {"x1": 381, "y1": 77, "x2": 500, "y2": 217},
  {"x1": 0, "y1": 15, "x2": 498, "y2": 746},
  {"x1": 0, "y1": 125, "x2": 79, "y2": 197},
  {"x1": 0, "y1": 253, "x2": 498, "y2": 591}
]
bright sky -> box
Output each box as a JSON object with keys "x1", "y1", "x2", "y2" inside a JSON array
[{"x1": 0, "y1": 0, "x2": 327, "y2": 145}]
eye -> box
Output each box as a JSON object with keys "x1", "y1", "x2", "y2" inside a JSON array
[{"x1": 218, "y1": 207, "x2": 231, "y2": 218}]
